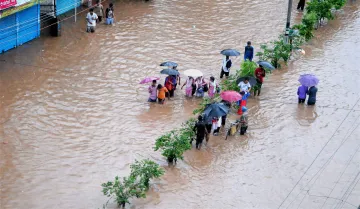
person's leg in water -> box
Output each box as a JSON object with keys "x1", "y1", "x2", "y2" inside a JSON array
[
  {"x1": 220, "y1": 69, "x2": 225, "y2": 78},
  {"x1": 196, "y1": 135, "x2": 204, "y2": 149},
  {"x1": 240, "y1": 126, "x2": 248, "y2": 135}
]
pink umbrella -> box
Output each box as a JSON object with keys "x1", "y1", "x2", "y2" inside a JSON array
[
  {"x1": 139, "y1": 77, "x2": 160, "y2": 84},
  {"x1": 220, "y1": 91, "x2": 242, "y2": 102}
]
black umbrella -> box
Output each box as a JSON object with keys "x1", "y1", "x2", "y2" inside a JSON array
[
  {"x1": 257, "y1": 61, "x2": 275, "y2": 70},
  {"x1": 160, "y1": 68, "x2": 179, "y2": 76},
  {"x1": 160, "y1": 61, "x2": 178, "y2": 67},
  {"x1": 220, "y1": 49, "x2": 240, "y2": 57},
  {"x1": 236, "y1": 76, "x2": 257, "y2": 87},
  {"x1": 203, "y1": 103, "x2": 229, "y2": 119}
]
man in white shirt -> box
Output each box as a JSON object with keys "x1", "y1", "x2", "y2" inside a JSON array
[
  {"x1": 238, "y1": 77, "x2": 251, "y2": 93},
  {"x1": 220, "y1": 56, "x2": 232, "y2": 78},
  {"x1": 86, "y1": 8, "x2": 98, "y2": 33}
]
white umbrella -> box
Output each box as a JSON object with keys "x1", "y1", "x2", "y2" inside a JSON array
[{"x1": 184, "y1": 69, "x2": 203, "y2": 77}]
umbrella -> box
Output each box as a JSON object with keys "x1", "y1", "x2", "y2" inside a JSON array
[
  {"x1": 184, "y1": 69, "x2": 203, "y2": 77},
  {"x1": 160, "y1": 61, "x2": 178, "y2": 67},
  {"x1": 220, "y1": 91, "x2": 242, "y2": 102},
  {"x1": 203, "y1": 103, "x2": 230, "y2": 118},
  {"x1": 236, "y1": 76, "x2": 257, "y2": 87},
  {"x1": 257, "y1": 61, "x2": 275, "y2": 70},
  {"x1": 220, "y1": 49, "x2": 240, "y2": 57},
  {"x1": 298, "y1": 74, "x2": 319, "y2": 87},
  {"x1": 160, "y1": 69, "x2": 179, "y2": 76},
  {"x1": 139, "y1": 76, "x2": 160, "y2": 84}
]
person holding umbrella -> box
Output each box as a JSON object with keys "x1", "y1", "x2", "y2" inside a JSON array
[
  {"x1": 298, "y1": 74, "x2": 319, "y2": 105},
  {"x1": 220, "y1": 56, "x2": 232, "y2": 78},
  {"x1": 164, "y1": 75, "x2": 175, "y2": 97},
  {"x1": 181, "y1": 76, "x2": 195, "y2": 97},
  {"x1": 238, "y1": 77, "x2": 252, "y2": 93},
  {"x1": 254, "y1": 65, "x2": 266, "y2": 96}
]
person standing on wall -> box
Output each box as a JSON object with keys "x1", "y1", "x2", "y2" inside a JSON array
[
  {"x1": 220, "y1": 56, "x2": 232, "y2": 79},
  {"x1": 244, "y1": 41, "x2": 254, "y2": 61},
  {"x1": 94, "y1": 0, "x2": 104, "y2": 23},
  {"x1": 297, "y1": 0, "x2": 306, "y2": 11}
]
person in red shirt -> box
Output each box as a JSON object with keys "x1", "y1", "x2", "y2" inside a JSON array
[{"x1": 254, "y1": 65, "x2": 266, "y2": 96}]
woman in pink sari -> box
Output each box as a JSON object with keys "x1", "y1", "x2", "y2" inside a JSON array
[
  {"x1": 181, "y1": 76, "x2": 195, "y2": 97},
  {"x1": 208, "y1": 76, "x2": 217, "y2": 98}
]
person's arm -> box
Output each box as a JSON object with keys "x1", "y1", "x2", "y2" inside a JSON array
[
  {"x1": 86, "y1": 14, "x2": 92, "y2": 24},
  {"x1": 167, "y1": 89, "x2": 170, "y2": 100},
  {"x1": 181, "y1": 81, "x2": 186, "y2": 89},
  {"x1": 247, "y1": 84, "x2": 251, "y2": 92},
  {"x1": 178, "y1": 76, "x2": 181, "y2": 85},
  {"x1": 297, "y1": 88, "x2": 299, "y2": 95}
]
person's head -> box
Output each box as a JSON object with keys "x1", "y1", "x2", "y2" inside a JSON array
[
  {"x1": 96, "y1": 0, "x2": 100, "y2": 5},
  {"x1": 210, "y1": 76, "x2": 215, "y2": 82},
  {"x1": 157, "y1": 84, "x2": 162, "y2": 89},
  {"x1": 247, "y1": 41, "x2": 251, "y2": 46},
  {"x1": 242, "y1": 106, "x2": 248, "y2": 113},
  {"x1": 109, "y1": 3, "x2": 113, "y2": 8},
  {"x1": 244, "y1": 77, "x2": 249, "y2": 84},
  {"x1": 259, "y1": 65, "x2": 263, "y2": 69},
  {"x1": 89, "y1": 8, "x2": 94, "y2": 14},
  {"x1": 198, "y1": 115, "x2": 203, "y2": 121},
  {"x1": 152, "y1": 80, "x2": 157, "y2": 86},
  {"x1": 173, "y1": 66, "x2": 177, "y2": 70},
  {"x1": 226, "y1": 56, "x2": 229, "y2": 60}
]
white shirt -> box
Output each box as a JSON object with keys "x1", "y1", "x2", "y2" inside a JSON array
[
  {"x1": 86, "y1": 12, "x2": 98, "y2": 27},
  {"x1": 222, "y1": 57, "x2": 231, "y2": 72},
  {"x1": 238, "y1": 81, "x2": 251, "y2": 92}
]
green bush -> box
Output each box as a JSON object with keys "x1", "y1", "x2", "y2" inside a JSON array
[
  {"x1": 306, "y1": 0, "x2": 334, "y2": 24},
  {"x1": 293, "y1": 12, "x2": 317, "y2": 41},
  {"x1": 130, "y1": 159, "x2": 165, "y2": 190},
  {"x1": 102, "y1": 176, "x2": 146, "y2": 208},
  {"x1": 256, "y1": 35, "x2": 292, "y2": 68},
  {"x1": 328, "y1": 0, "x2": 346, "y2": 10},
  {"x1": 154, "y1": 119, "x2": 195, "y2": 163},
  {"x1": 239, "y1": 60, "x2": 258, "y2": 77}
]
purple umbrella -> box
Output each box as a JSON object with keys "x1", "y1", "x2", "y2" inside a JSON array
[
  {"x1": 298, "y1": 74, "x2": 319, "y2": 87},
  {"x1": 139, "y1": 77, "x2": 160, "y2": 84}
]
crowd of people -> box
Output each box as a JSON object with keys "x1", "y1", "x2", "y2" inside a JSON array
[{"x1": 86, "y1": 1, "x2": 115, "y2": 33}]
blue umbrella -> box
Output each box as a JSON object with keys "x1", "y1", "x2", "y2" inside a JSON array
[
  {"x1": 257, "y1": 61, "x2": 275, "y2": 70},
  {"x1": 160, "y1": 68, "x2": 179, "y2": 76},
  {"x1": 203, "y1": 103, "x2": 230, "y2": 118},
  {"x1": 160, "y1": 61, "x2": 178, "y2": 67},
  {"x1": 298, "y1": 74, "x2": 319, "y2": 87},
  {"x1": 220, "y1": 49, "x2": 240, "y2": 57}
]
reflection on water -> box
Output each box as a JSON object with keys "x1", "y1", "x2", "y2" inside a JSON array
[{"x1": 1, "y1": 0, "x2": 360, "y2": 208}]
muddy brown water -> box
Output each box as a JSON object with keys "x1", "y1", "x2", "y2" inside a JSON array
[{"x1": 1, "y1": 0, "x2": 360, "y2": 208}]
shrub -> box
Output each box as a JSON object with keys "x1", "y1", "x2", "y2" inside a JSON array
[
  {"x1": 293, "y1": 12, "x2": 317, "y2": 41},
  {"x1": 102, "y1": 176, "x2": 146, "y2": 208},
  {"x1": 130, "y1": 159, "x2": 165, "y2": 190},
  {"x1": 154, "y1": 119, "x2": 195, "y2": 163},
  {"x1": 239, "y1": 60, "x2": 258, "y2": 77},
  {"x1": 256, "y1": 35, "x2": 292, "y2": 68},
  {"x1": 306, "y1": 0, "x2": 334, "y2": 24}
]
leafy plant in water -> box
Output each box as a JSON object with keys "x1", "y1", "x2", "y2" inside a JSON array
[
  {"x1": 130, "y1": 159, "x2": 165, "y2": 190},
  {"x1": 239, "y1": 60, "x2": 258, "y2": 77},
  {"x1": 306, "y1": 0, "x2": 334, "y2": 25},
  {"x1": 154, "y1": 119, "x2": 194, "y2": 163},
  {"x1": 328, "y1": 0, "x2": 346, "y2": 10},
  {"x1": 221, "y1": 75, "x2": 240, "y2": 92},
  {"x1": 102, "y1": 176, "x2": 146, "y2": 208},
  {"x1": 256, "y1": 35, "x2": 292, "y2": 68},
  {"x1": 293, "y1": 12, "x2": 317, "y2": 41}
]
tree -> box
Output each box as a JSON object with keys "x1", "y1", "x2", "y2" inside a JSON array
[
  {"x1": 130, "y1": 159, "x2": 165, "y2": 189},
  {"x1": 306, "y1": 0, "x2": 334, "y2": 25},
  {"x1": 101, "y1": 176, "x2": 146, "y2": 208}
]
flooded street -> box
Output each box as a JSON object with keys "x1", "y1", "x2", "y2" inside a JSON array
[{"x1": 1, "y1": 0, "x2": 360, "y2": 208}]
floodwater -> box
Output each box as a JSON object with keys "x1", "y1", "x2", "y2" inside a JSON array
[{"x1": 1, "y1": 0, "x2": 360, "y2": 208}]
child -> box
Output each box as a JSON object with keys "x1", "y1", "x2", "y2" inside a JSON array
[
  {"x1": 240, "y1": 106, "x2": 248, "y2": 135},
  {"x1": 212, "y1": 117, "x2": 221, "y2": 136},
  {"x1": 297, "y1": 85, "x2": 308, "y2": 104},
  {"x1": 157, "y1": 84, "x2": 170, "y2": 104}
]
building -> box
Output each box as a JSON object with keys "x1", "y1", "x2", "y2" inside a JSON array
[{"x1": 0, "y1": 0, "x2": 40, "y2": 53}]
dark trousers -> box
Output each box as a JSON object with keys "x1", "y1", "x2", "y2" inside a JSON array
[
  {"x1": 221, "y1": 115, "x2": 227, "y2": 126},
  {"x1": 220, "y1": 69, "x2": 230, "y2": 78},
  {"x1": 196, "y1": 135, "x2": 204, "y2": 149},
  {"x1": 297, "y1": 0, "x2": 305, "y2": 10},
  {"x1": 240, "y1": 126, "x2": 248, "y2": 135},
  {"x1": 308, "y1": 101, "x2": 316, "y2": 105},
  {"x1": 213, "y1": 127, "x2": 220, "y2": 134},
  {"x1": 97, "y1": 16, "x2": 103, "y2": 22},
  {"x1": 298, "y1": 98, "x2": 305, "y2": 103}
]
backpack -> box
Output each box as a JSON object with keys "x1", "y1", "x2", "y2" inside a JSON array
[{"x1": 226, "y1": 59, "x2": 232, "y2": 69}]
